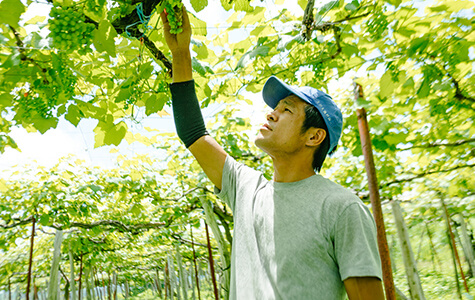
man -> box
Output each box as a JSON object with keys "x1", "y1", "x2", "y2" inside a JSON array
[{"x1": 160, "y1": 8, "x2": 384, "y2": 300}]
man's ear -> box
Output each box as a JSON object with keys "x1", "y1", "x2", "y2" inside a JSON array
[{"x1": 306, "y1": 128, "x2": 326, "y2": 147}]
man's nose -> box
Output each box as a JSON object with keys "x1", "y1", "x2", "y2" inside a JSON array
[{"x1": 267, "y1": 110, "x2": 277, "y2": 122}]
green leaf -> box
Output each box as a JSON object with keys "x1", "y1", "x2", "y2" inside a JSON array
[
  {"x1": 0, "y1": 0, "x2": 25, "y2": 27},
  {"x1": 190, "y1": 0, "x2": 207, "y2": 13},
  {"x1": 130, "y1": 203, "x2": 144, "y2": 216},
  {"x1": 145, "y1": 93, "x2": 167, "y2": 116},
  {"x1": 192, "y1": 57, "x2": 207, "y2": 76},
  {"x1": 93, "y1": 119, "x2": 127, "y2": 147},
  {"x1": 31, "y1": 116, "x2": 59, "y2": 134},
  {"x1": 235, "y1": 45, "x2": 270, "y2": 70},
  {"x1": 298, "y1": 0, "x2": 308, "y2": 11},
  {"x1": 408, "y1": 37, "x2": 429, "y2": 56},
  {"x1": 115, "y1": 87, "x2": 132, "y2": 103},
  {"x1": 345, "y1": 3, "x2": 357, "y2": 11},
  {"x1": 189, "y1": 13, "x2": 207, "y2": 36},
  {"x1": 385, "y1": 0, "x2": 402, "y2": 7},
  {"x1": 39, "y1": 214, "x2": 49, "y2": 226},
  {"x1": 417, "y1": 79, "x2": 430, "y2": 98},
  {"x1": 139, "y1": 62, "x2": 154, "y2": 79},
  {"x1": 65, "y1": 105, "x2": 83, "y2": 127},
  {"x1": 24, "y1": 16, "x2": 46, "y2": 25},
  {"x1": 379, "y1": 70, "x2": 397, "y2": 98},
  {"x1": 383, "y1": 132, "x2": 408, "y2": 146},
  {"x1": 0, "y1": 93, "x2": 13, "y2": 108},
  {"x1": 428, "y1": 5, "x2": 448, "y2": 12},
  {"x1": 193, "y1": 42, "x2": 209, "y2": 60},
  {"x1": 93, "y1": 20, "x2": 117, "y2": 57}
]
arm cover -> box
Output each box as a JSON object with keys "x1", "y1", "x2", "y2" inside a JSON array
[{"x1": 169, "y1": 80, "x2": 209, "y2": 148}]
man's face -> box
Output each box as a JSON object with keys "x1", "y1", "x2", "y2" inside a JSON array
[{"x1": 255, "y1": 95, "x2": 309, "y2": 157}]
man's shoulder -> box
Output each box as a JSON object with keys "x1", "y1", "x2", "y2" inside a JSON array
[{"x1": 310, "y1": 175, "x2": 362, "y2": 205}]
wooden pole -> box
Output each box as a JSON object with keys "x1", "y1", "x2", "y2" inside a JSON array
[
  {"x1": 78, "y1": 254, "x2": 84, "y2": 300},
  {"x1": 440, "y1": 198, "x2": 470, "y2": 294},
  {"x1": 390, "y1": 200, "x2": 425, "y2": 300},
  {"x1": 457, "y1": 214, "x2": 475, "y2": 276},
  {"x1": 205, "y1": 223, "x2": 219, "y2": 300},
  {"x1": 190, "y1": 226, "x2": 201, "y2": 300},
  {"x1": 355, "y1": 91, "x2": 396, "y2": 300},
  {"x1": 8, "y1": 276, "x2": 12, "y2": 300},
  {"x1": 26, "y1": 216, "x2": 36, "y2": 300}
]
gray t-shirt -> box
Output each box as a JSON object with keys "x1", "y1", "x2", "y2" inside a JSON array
[{"x1": 216, "y1": 156, "x2": 382, "y2": 300}]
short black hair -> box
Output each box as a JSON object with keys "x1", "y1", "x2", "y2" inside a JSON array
[{"x1": 301, "y1": 104, "x2": 336, "y2": 173}]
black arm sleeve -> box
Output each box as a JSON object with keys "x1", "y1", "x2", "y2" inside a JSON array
[{"x1": 169, "y1": 80, "x2": 209, "y2": 148}]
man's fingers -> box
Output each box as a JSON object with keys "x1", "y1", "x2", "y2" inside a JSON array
[
  {"x1": 182, "y1": 6, "x2": 190, "y2": 26},
  {"x1": 160, "y1": 10, "x2": 171, "y2": 31}
]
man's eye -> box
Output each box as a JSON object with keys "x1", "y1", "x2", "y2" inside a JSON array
[{"x1": 284, "y1": 108, "x2": 292, "y2": 113}]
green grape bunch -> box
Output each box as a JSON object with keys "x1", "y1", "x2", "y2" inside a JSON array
[
  {"x1": 48, "y1": 6, "x2": 95, "y2": 53},
  {"x1": 162, "y1": 0, "x2": 184, "y2": 34}
]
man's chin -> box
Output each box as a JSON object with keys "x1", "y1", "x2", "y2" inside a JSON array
[{"x1": 254, "y1": 137, "x2": 268, "y2": 153}]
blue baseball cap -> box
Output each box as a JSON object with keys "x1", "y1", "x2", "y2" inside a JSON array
[{"x1": 262, "y1": 76, "x2": 343, "y2": 154}]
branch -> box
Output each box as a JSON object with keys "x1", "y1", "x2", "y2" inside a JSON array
[
  {"x1": 214, "y1": 210, "x2": 233, "y2": 246},
  {"x1": 63, "y1": 220, "x2": 168, "y2": 232},
  {"x1": 59, "y1": 267, "x2": 69, "y2": 285},
  {"x1": 171, "y1": 233, "x2": 215, "y2": 249},
  {"x1": 381, "y1": 163, "x2": 475, "y2": 187},
  {"x1": 212, "y1": 203, "x2": 233, "y2": 223},
  {"x1": 302, "y1": 0, "x2": 315, "y2": 41},
  {"x1": 430, "y1": 62, "x2": 475, "y2": 105},
  {"x1": 309, "y1": 12, "x2": 372, "y2": 34},
  {"x1": 449, "y1": 73, "x2": 475, "y2": 103},
  {"x1": 0, "y1": 216, "x2": 34, "y2": 229},
  {"x1": 8, "y1": 25, "x2": 49, "y2": 83},
  {"x1": 160, "y1": 186, "x2": 213, "y2": 202},
  {"x1": 110, "y1": 0, "x2": 172, "y2": 76},
  {"x1": 1, "y1": 217, "x2": 167, "y2": 233},
  {"x1": 398, "y1": 138, "x2": 475, "y2": 150}
]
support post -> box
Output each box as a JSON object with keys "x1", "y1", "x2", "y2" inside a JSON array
[
  {"x1": 457, "y1": 214, "x2": 475, "y2": 276},
  {"x1": 440, "y1": 198, "x2": 470, "y2": 294},
  {"x1": 26, "y1": 216, "x2": 36, "y2": 300},
  {"x1": 190, "y1": 226, "x2": 201, "y2": 300},
  {"x1": 69, "y1": 247, "x2": 77, "y2": 300},
  {"x1": 355, "y1": 84, "x2": 396, "y2": 300},
  {"x1": 205, "y1": 223, "x2": 219, "y2": 300},
  {"x1": 391, "y1": 200, "x2": 425, "y2": 300},
  {"x1": 48, "y1": 230, "x2": 63, "y2": 300}
]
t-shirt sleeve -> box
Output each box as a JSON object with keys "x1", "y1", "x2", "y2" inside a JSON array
[
  {"x1": 214, "y1": 155, "x2": 257, "y2": 212},
  {"x1": 334, "y1": 202, "x2": 383, "y2": 281}
]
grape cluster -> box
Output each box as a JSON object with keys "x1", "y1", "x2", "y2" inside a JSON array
[
  {"x1": 163, "y1": 0, "x2": 183, "y2": 34},
  {"x1": 48, "y1": 6, "x2": 95, "y2": 53},
  {"x1": 17, "y1": 53, "x2": 77, "y2": 119},
  {"x1": 84, "y1": 0, "x2": 103, "y2": 18}
]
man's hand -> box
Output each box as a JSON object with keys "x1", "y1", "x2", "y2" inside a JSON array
[
  {"x1": 160, "y1": 7, "x2": 191, "y2": 54},
  {"x1": 160, "y1": 7, "x2": 192, "y2": 82}
]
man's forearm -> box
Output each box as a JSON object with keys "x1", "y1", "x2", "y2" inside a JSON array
[{"x1": 172, "y1": 50, "x2": 192, "y2": 83}]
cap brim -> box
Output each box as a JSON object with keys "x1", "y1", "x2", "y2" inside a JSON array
[{"x1": 262, "y1": 76, "x2": 311, "y2": 108}]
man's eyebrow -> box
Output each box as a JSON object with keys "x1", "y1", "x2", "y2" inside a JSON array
[{"x1": 280, "y1": 97, "x2": 297, "y2": 107}]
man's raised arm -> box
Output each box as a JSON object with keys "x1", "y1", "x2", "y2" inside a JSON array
[{"x1": 160, "y1": 8, "x2": 227, "y2": 190}]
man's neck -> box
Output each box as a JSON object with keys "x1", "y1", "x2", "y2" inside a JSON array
[{"x1": 272, "y1": 156, "x2": 316, "y2": 183}]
